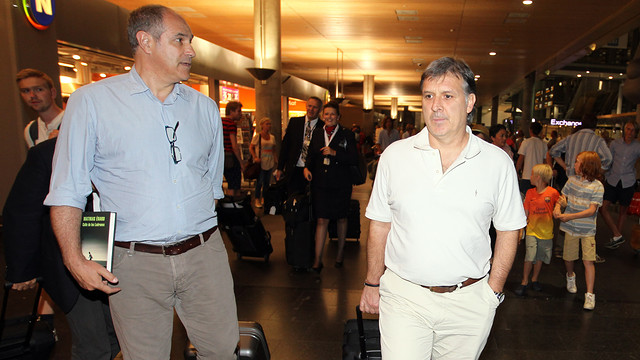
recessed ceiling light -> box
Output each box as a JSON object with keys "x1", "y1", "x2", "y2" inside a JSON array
[
  {"x1": 58, "y1": 62, "x2": 74, "y2": 68},
  {"x1": 124, "y1": 66, "x2": 131, "y2": 71},
  {"x1": 608, "y1": 76, "x2": 613, "y2": 79},
  {"x1": 474, "y1": 75, "x2": 480, "y2": 78},
  {"x1": 489, "y1": 51, "x2": 497, "y2": 56},
  {"x1": 72, "y1": 54, "x2": 81, "y2": 60},
  {"x1": 99, "y1": 73, "x2": 107, "y2": 78},
  {"x1": 80, "y1": 62, "x2": 88, "y2": 66},
  {"x1": 620, "y1": 73, "x2": 624, "y2": 76},
  {"x1": 586, "y1": 70, "x2": 590, "y2": 74},
  {"x1": 523, "y1": 0, "x2": 533, "y2": 5},
  {"x1": 577, "y1": 74, "x2": 582, "y2": 77}
]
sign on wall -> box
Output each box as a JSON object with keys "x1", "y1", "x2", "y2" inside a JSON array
[{"x1": 22, "y1": 0, "x2": 55, "y2": 30}]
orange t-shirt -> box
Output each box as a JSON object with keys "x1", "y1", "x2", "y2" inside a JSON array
[{"x1": 523, "y1": 186, "x2": 560, "y2": 240}]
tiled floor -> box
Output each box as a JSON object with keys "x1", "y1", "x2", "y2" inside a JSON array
[{"x1": 3, "y1": 178, "x2": 640, "y2": 359}]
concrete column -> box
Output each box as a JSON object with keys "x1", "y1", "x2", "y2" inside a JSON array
[
  {"x1": 253, "y1": 0, "x2": 282, "y2": 145},
  {"x1": 491, "y1": 95, "x2": 499, "y2": 126},
  {"x1": 522, "y1": 71, "x2": 536, "y2": 134},
  {"x1": 0, "y1": 0, "x2": 60, "y2": 209}
]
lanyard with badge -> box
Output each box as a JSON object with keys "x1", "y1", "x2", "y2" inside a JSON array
[{"x1": 323, "y1": 125, "x2": 338, "y2": 166}]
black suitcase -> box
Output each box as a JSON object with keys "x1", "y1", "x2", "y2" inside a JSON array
[
  {"x1": 184, "y1": 320, "x2": 270, "y2": 360},
  {"x1": 0, "y1": 282, "x2": 56, "y2": 360},
  {"x1": 217, "y1": 196, "x2": 273, "y2": 262},
  {"x1": 342, "y1": 306, "x2": 381, "y2": 360},
  {"x1": 329, "y1": 199, "x2": 361, "y2": 242},
  {"x1": 263, "y1": 180, "x2": 287, "y2": 215},
  {"x1": 282, "y1": 193, "x2": 315, "y2": 270}
]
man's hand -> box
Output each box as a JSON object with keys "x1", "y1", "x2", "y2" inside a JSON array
[
  {"x1": 11, "y1": 278, "x2": 37, "y2": 291},
  {"x1": 359, "y1": 285, "x2": 380, "y2": 314},
  {"x1": 274, "y1": 169, "x2": 283, "y2": 181},
  {"x1": 66, "y1": 257, "x2": 120, "y2": 294}
]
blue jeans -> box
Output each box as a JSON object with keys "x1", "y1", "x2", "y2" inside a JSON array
[{"x1": 255, "y1": 168, "x2": 272, "y2": 198}]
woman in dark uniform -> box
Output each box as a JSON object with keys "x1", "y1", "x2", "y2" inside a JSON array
[{"x1": 304, "y1": 101, "x2": 359, "y2": 272}]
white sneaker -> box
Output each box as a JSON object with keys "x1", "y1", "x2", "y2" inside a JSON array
[
  {"x1": 566, "y1": 273, "x2": 577, "y2": 293},
  {"x1": 584, "y1": 292, "x2": 596, "y2": 310}
]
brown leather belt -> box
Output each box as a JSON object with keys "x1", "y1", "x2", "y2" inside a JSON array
[
  {"x1": 421, "y1": 276, "x2": 484, "y2": 293},
  {"x1": 114, "y1": 226, "x2": 217, "y2": 256}
]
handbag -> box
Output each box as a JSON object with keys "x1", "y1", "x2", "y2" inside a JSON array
[
  {"x1": 350, "y1": 154, "x2": 367, "y2": 186},
  {"x1": 243, "y1": 136, "x2": 261, "y2": 180}
]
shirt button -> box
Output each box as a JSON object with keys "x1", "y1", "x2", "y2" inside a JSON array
[
  {"x1": 177, "y1": 205, "x2": 181, "y2": 209},
  {"x1": 173, "y1": 180, "x2": 177, "y2": 184}
]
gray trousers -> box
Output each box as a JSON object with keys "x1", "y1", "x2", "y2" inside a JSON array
[{"x1": 109, "y1": 230, "x2": 239, "y2": 360}]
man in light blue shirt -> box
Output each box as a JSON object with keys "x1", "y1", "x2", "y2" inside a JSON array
[
  {"x1": 601, "y1": 121, "x2": 640, "y2": 249},
  {"x1": 44, "y1": 5, "x2": 238, "y2": 359}
]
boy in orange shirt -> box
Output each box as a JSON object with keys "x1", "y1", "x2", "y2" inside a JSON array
[{"x1": 515, "y1": 164, "x2": 560, "y2": 296}]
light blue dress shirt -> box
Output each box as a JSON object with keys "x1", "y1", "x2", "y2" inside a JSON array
[
  {"x1": 45, "y1": 67, "x2": 224, "y2": 245},
  {"x1": 606, "y1": 138, "x2": 640, "y2": 188}
]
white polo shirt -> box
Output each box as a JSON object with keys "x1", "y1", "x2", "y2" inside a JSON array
[{"x1": 366, "y1": 126, "x2": 526, "y2": 286}]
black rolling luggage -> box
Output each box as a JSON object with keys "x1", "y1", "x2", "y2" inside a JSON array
[
  {"x1": 263, "y1": 180, "x2": 287, "y2": 215},
  {"x1": 184, "y1": 320, "x2": 270, "y2": 360},
  {"x1": 329, "y1": 199, "x2": 361, "y2": 242},
  {"x1": 342, "y1": 306, "x2": 381, "y2": 360},
  {"x1": 0, "y1": 282, "x2": 56, "y2": 360},
  {"x1": 217, "y1": 196, "x2": 273, "y2": 262},
  {"x1": 282, "y1": 192, "x2": 315, "y2": 270}
]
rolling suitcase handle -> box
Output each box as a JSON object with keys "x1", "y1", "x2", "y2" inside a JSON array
[
  {"x1": 355, "y1": 305, "x2": 368, "y2": 360},
  {"x1": 0, "y1": 279, "x2": 44, "y2": 350}
]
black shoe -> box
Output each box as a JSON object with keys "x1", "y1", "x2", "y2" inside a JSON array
[
  {"x1": 531, "y1": 281, "x2": 542, "y2": 292},
  {"x1": 312, "y1": 263, "x2": 323, "y2": 274},
  {"x1": 514, "y1": 284, "x2": 527, "y2": 296},
  {"x1": 334, "y1": 260, "x2": 344, "y2": 268}
]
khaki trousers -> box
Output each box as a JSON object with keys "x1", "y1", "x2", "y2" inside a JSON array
[
  {"x1": 110, "y1": 230, "x2": 239, "y2": 360},
  {"x1": 379, "y1": 270, "x2": 499, "y2": 360}
]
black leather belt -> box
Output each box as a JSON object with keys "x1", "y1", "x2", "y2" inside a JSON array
[
  {"x1": 421, "y1": 276, "x2": 485, "y2": 293},
  {"x1": 114, "y1": 226, "x2": 217, "y2": 256}
]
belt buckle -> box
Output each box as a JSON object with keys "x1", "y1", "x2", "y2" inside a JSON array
[{"x1": 162, "y1": 244, "x2": 168, "y2": 256}]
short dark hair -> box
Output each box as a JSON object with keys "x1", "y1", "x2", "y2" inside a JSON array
[
  {"x1": 128, "y1": 5, "x2": 169, "y2": 55},
  {"x1": 489, "y1": 124, "x2": 507, "y2": 138},
  {"x1": 581, "y1": 113, "x2": 598, "y2": 129},
  {"x1": 530, "y1": 122, "x2": 543, "y2": 136},
  {"x1": 225, "y1": 101, "x2": 243, "y2": 114},
  {"x1": 323, "y1": 101, "x2": 340, "y2": 116},
  {"x1": 420, "y1": 57, "x2": 476, "y2": 97},
  {"x1": 16, "y1": 68, "x2": 54, "y2": 89},
  {"x1": 308, "y1": 96, "x2": 323, "y2": 107}
]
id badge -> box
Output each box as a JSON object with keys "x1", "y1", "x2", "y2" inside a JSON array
[{"x1": 323, "y1": 157, "x2": 330, "y2": 166}]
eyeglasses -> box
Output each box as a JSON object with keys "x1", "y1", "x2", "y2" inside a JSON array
[{"x1": 165, "y1": 121, "x2": 182, "y2": 164}]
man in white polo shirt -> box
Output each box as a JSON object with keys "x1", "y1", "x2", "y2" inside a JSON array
[{"x1": 360, "y1": 57, "x2": 526, "y2": 359}]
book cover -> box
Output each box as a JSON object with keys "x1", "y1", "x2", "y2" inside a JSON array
[{"x1": 81, "y1": 211, "x2": 116, "y2": 272}]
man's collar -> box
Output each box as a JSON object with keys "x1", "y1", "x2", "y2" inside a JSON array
[
  {"x1": 126, "y1": 66, "x2": 191, "y2": 102},
  {"x1": 413, "y1": 125, "x2": 481, "y2": 159}
]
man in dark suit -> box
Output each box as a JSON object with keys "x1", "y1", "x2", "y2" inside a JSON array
[
  {"x1": 3, "y1": 138, "x2": 119, "y2": 359},
  {"x1": 275, "y1": 96, "x2": 323, "y2": 194}
]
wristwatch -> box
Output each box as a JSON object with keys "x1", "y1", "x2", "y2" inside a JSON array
[{"x1": 494, "y1": 291, "x2": 505, "y2": 304}]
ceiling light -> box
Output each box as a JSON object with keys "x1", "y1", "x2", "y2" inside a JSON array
[
  {"x1": 586, "y1": 70, "x2": 590, "y2": 74},
  {"x1": 124, "y1": 66, "x2": 131, "y2": 71},
  {"x1": 99, "y1": 73, "x2": 107, "y2": 78},
  {"x1": 489, "y1": 51, "x2": 497, "y2": 56},
  {"x1": 80, "y1": 62, "x2": 88, "y2": 66},
  {"x1": 72, "y1": 54, "x2": 81, "y2": 60},
  {"x1": 397, "y1": 16, "x2": 419, "y2": 21},
  {"x1": 58, "y1": 62, "x2": 74, "y2": 68},
  {"x1": 522, "y1": 0, "x2": 533, "y2": 4},
  {"x1": 608, "y1": 76, "x2": 613, "y2": 79},
  {"x1": 577, "y1": 74, "x2": 582, "y2": 78},
  {"x1": 620, "y1": 73, "x2": 624, "y2": 76},
  {"x1": 395, "y1": 10, "x2": 417, "y2": 15},
  {"x1": 474, "y1": 75, "x2": 480, "y2": 78}
]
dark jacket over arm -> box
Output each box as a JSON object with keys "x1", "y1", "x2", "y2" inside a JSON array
[
  {"x1": 3, "y1": 138, "x2": 81, "y2": 313},
  {"x1": 306, "y1": 125, "x2": 358, "y2": 189}
]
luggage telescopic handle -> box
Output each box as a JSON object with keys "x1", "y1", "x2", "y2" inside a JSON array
[{"x1": 355, "y1": 305, "x2": 368, "y2": 360}]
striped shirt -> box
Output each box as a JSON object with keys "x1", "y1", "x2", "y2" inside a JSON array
[
  {"x1": 549, "y1": 129, "x2": 612, "y2": 177},
  {"x1": 559, "y1": 176, "x2": 604, "y2": 236},
  {"x1": 222, "y1": 117, "x2": 236, "y2": 153}
]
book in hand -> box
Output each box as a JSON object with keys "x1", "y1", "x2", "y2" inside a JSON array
[{"x1": 81, "y1": 211, "x2": 116, "y2": 272}]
